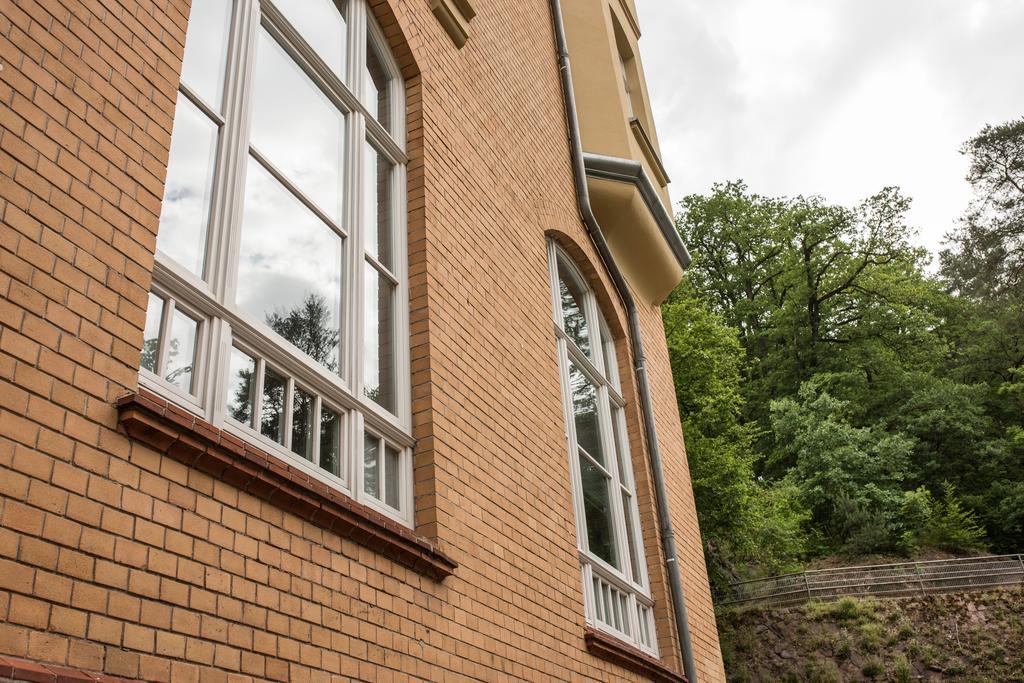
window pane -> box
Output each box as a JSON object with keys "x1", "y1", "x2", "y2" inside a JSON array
[
  {"x1": 165, "y1": 308, "x2": 198, "y2": 393},
  {"x1": 276, "y1": 0, "x2": 347, "y2": 80},
  {"x1": 622, "y1": 490, "x2": 641, "y2": 582},
  {"x1": 180, "y1": 0, "x2": 232, "y2": 110},
  {"x1": 363, "y1": 434, "x2": 380, "y2": 500},
  {"x1": 558, "y1": 263, "x2": 590, "y2": 355},
  {"x1": 364, "y1": 38, "x2": 390, "y2": 130},
  {"x1": 364, "y1": 142, "x2": 392, "y2": 269},
  {"x1": 569, "y1": 363, "x2": 604, "y2": 465},
  {"x1": 226, "y1": 346, "x2": 256, "y2": 427},
  {"x1": 158, "y1": 93, "x2": 218, "y2": 276},
  {"x1": 291, "y1": 386, "x2": 314, "y2": 461},
  {"x1": 319, "y1": 405, "x2": 341, "y2": 477},
  {"x1": 237, "y1": 158, "x2": 342, "y2": 372},
  {"x1": 251, "y1": 30, "x2": 345, "y2": 223},
  {"x1": 384, "y1": 445, "x2": 400, "y2": 510},
  {"x1": 141, "y1": 293, "x2": 164, "y2": 373},
  {"x1": 260, "y1": 367, "x2": 286, "y2": 444},
  {"x1": 363, "y1": 261, "x2": 395, "y2": 412},
  {"x1": 580, "y1": 452, "x2": 618, "y2": 568}
]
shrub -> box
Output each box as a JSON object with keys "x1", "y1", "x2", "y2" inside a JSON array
[
  {"x1": 893, "y1": 655, "x2": 912, "y2": 683},
  {"x1": 833, "y1": 494, "x2": 897, "y2": 554},
  {"x1": 804, "y1": 658, "x2": 841, "y2": 683},
  {"x1": 859, "y1": 622, "x2": 886, "y2": 653},
  {"x1": 808, "y1": 597, "x2": 877, "y2": 623},
  {"x1": 900, "y1": 483, "x2": 987, "y2": 553},
  {"x1": 861, "y1": 657, "x2": 884, "y2": 678}
]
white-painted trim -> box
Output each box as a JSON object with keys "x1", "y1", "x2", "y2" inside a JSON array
[
  {"x1": 145, "y1": 0, "x2": 412, "y2": 529},
  {"x1": 547, "y1": 241, "x2": 658, "y2": 656}
]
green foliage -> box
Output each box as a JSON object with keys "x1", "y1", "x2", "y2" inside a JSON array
[
  {"x1": 663, "y1": 287, "x2": 808, "y2": 588},
  {"x1": 668, "y1": 117, "x2": 1024, "y2": 579},
  {"x1": 861, "y1": 658, "x2": 884, "y2": 678},
  {"x1": 807, "y1": 597, "x2": 877, "y2": 624},
  {"x1": 893, "y1": 655, "x2": 912, "y2": 683},
  {"x1": 803, "y1": 659, "x2": 841, "y2": 683},
  {"x1": 770, "y1": 380, "x2": 910, "y2": 551},
  {"x1": 900, "y1": 483, "x2": 987, "y2": 553}
]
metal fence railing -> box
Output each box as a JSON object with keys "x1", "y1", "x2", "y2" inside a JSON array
[{"x1": 716, "y1": 554, "x2": 1024, "y2": 608}]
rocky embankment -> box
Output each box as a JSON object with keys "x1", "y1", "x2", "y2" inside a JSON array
[{"x1": 717, "y1": 587, "x2": 1024, "y2": 681}]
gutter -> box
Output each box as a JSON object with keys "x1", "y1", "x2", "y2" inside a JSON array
[
  {"x1": 545, "y1": 2, "x2": 699, "y2": 682},
  {"x1": 582, "y1": 152, "x2": 692, "y2": 271}
]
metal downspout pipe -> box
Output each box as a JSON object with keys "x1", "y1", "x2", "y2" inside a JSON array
[{"x1": 545, "y1": 2, "x2": 699, "y2": 681}]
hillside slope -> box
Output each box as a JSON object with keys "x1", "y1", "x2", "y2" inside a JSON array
[{"x1": 717, "y1": 587, "x2": 1024, "y2": 682}]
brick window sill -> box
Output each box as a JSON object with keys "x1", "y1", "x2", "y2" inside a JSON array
[
  {"x1": 584, "y1": 627, "x2": 687, "y2": 683},
  {"x1": 0, "y1": 656, "x2": 136, "y2": 682},
  {"x1": 115, "y1": 389, "x2": 457, "y2": 581}
]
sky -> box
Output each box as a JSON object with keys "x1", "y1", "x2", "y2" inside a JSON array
[{"x1": 634, "y1": 0, "x2": 1024, "y2": 255}]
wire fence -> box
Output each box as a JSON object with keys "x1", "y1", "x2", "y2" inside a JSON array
[{"x1": 716, "y1": 554, "x2": 1024, "y2": 608}]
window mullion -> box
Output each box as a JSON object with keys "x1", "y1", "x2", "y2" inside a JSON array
[
  {"x1": 312, "y1": 394, "x2": 322, "y2": 469},
  {"x1": 252, "y1": 357, "x2": 266, "y2": 430},
  {"x1": 216, "y1": 0, "x2": 261, "y2": 307},
  {"x1": 283, "y1": 377, "x2": 295, "y2": 451}
]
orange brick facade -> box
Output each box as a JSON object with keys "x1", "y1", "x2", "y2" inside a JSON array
[{"x1": 0, "y1": 0, "x2": 725, "y2": 680}]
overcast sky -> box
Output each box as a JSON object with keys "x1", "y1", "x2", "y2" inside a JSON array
[{"x1": 634, "y1": 0, "x2": 1024, "y2": 255}]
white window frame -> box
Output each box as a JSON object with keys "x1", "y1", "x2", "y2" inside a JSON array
[
  {"x1": 141, "y1": 0, "x2": 413, "y2": 526},
  {"x1": 546, "y1": 241, "x2": 657, "y2": 655}
]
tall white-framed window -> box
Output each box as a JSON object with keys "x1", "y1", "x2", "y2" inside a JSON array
[
  {"x1": 547, "y1": 242, "x2": 657, "y2": 654},
  {"x1": 141, "y1": 0, "x2": 413, "y2": 525}
]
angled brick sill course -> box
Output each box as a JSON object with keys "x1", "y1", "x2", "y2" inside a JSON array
[
  {"x1": 0, "y1": 656, "x2": 137, "y2": 683},
  {"x1": 584, "y1": 628, "x2": 688, "y2": 683},
  {"x1": 115, "y1": 389, "x2": 457, "y2": 581}
]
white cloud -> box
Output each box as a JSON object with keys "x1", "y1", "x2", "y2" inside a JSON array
[{"x1": 635, "y1": 0, "x2": 1024, "y2": 254}]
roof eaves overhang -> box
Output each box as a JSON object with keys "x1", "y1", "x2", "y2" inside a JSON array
[{"x1": 583, "y1": 152, "x2": 691, "y2": 271}]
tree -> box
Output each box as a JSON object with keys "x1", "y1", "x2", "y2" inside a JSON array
[
  {"x1": 663, "y1": 286, "x2": 806, "y2": 587},
  {"x1": 940, "y1": 117, "x2": 1024, "y2": 298},
  {"x1": 676, "y1": 183, "x2": 935, "y2": 442},
  {"x1": 770, "y1": 378, "x2": 912, "y2": 552}
]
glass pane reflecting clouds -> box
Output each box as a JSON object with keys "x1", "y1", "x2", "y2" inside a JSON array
[
  {"x1": 251, "y1": 30, "x2": 345, "y2": 223},
  {"x1": 180, "y1": 0, "x2": 232, "y2": 110},
  {"x1": 364, "y1": 142, "x2": 392, "y2": 269},
  {"x1": 261, "y1": 367, "x2": 286, "y2": 444},
  {"x1": 363, "y1": 433, "x2": 380, "y2": 499},
  {"x1": 291, "y1": 386, "x2": 314, "y2": 460},
  {"x1": 558, "y1": 264, "x2": 590, "y2": 356},
  {"x1": 165, "y1": 309, "x2": 198, "y2": 393},
  {"x1": 570, "y1": 363, "x2": 604, "y2": 465},
  {"x1": 276, "y1": 0, "x2": 347, "y2": 80},
  {"x1": 384, "y1": 445, "x2": 399, "y2": 509},
  {"x1": 141, "y1": 293, "x2": 164, "y2": 373},
  {"x1": 319, "y1": 405, "x2": 341, "y2": 476},
  {"x1": 364, "y1": 38, "x2": 390, "y2": 129},
  {"x1": 158, "y1": 93, "x2": 218, "y2": 276},
  {"x1": 226, "y1": 346, "x2": 256, "y2": 427},
  {"x1": 580, "y1": 452, "x2": 618, "y2": 568},
  {"x1": 363, "y1": 261, "x2": 395, "y2": 412},
  {"x1": 237, "y1": 159, "x2": 342, "y2": 372}
]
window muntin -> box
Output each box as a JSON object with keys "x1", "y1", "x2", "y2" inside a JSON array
[
  {"x1": 144, "y1": 0, "x2": 411, "y2": 525},
  {"x1": 548, "y1": 242, "x2": 657, "y2": 654}
]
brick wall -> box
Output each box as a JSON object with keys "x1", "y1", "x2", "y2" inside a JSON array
[{"x1": 0, "y1": 0, "x2": 725, "y2": 680}]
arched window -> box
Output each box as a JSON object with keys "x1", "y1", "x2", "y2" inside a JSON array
[
  {"x1": 547, "y1": 242, "x2": 657, "y2": 653},
  {"x1": 141, "y1": 0, "x2": 412, "y2": 524}
]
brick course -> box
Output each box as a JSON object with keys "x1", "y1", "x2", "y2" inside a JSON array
[{"x1": 0, "y1": 0, "x2": 725, "y2": 680}]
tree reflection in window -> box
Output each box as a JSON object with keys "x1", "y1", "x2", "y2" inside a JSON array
[{"x1": 227, "y1": 293, "x2": 340, "y2": 430}]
